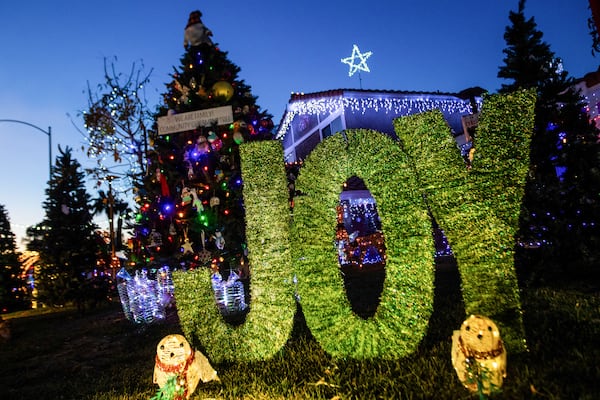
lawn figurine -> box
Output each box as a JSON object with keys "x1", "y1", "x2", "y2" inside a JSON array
[
  {"x1": 153, "y1": 334, "x2": 219, "y2": 400},
  {"x1": 451, "y1": 314, "x2": 507, "y2": 396}
]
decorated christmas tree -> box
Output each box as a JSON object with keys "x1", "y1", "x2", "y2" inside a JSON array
[
  {"x1": 26, "y1": 146, "x2": 99, "y2": 308},
  {"x1": 133, "y1": 10, "x2": 274, "y2": 280}
]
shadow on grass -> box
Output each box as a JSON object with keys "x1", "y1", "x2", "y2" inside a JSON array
[{"x1": 421, "y1": 256, "x2": 465, "y2": 348}]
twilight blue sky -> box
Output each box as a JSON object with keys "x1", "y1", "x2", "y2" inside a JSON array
[{"x1": 0, "y1": 0, "x2": 598, "y2": 248}]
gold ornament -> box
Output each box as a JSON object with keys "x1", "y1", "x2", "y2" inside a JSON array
[
  {"x1": 451, "y1": 315, "x2": 507, "y2": 395},
  {"x1": 212, "y1": 80, "x2": 234, "y2": 100}
]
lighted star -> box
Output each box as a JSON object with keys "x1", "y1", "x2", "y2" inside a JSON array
[{"x1": 341, "y1": 44, "x2": 373, "y2": 77}]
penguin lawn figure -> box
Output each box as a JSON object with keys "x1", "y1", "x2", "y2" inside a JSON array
[
  {"x1": 451, "y1": 315, "x2": 507, "y2": 395},
  {"x1": 153, "y1": 334, "x2": 219, "y2": 400}
]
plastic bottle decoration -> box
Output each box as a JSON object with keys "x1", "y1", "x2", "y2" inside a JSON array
[
  {"x1": 451, "y1": 315, "x2": 507, "y2": 396},
  {"x1": 127, "y1": 270, "x2": 165, "y2": 324},
  {"x1": 211, "y1": 271, "x2": 247, "y2": 316},
  {"x1": 153, "y1": 334, "x2": 219, "y2": 400},
  {"x1": 156, "y1": 266, "x2": 175, "y2": 309},
  {"x1": 116, "y1": 267, "x2": 133, "y2": 321}
]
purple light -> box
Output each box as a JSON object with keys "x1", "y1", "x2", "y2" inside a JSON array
[{"x1": 162, "y1": 202, "x2": 174, "y2": 214}]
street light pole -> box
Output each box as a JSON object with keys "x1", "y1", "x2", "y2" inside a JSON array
[
  {"x1": 0, "y1": 119, "x2": 52, "y2": 181},
  {"x1": 105, "y1": 174, "x2": 119, "y2": 278}
]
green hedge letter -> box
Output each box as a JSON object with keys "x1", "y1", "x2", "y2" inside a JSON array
[
  {"x1": 393, "y1": 89, "x2": 536, "y2": 352},
  {"x1": 291, "y1": 129, "x2": 435, "y2": 359},
  {"x1": 173, "y1": 141, "x2": 295, "y2": 362}
]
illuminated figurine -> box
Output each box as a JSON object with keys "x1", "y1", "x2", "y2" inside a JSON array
[
  {"x1": 153, "y1": 334, "x2": 219, "y2": 399},
  {"x1": 451, "y1": 315, "x2": 507, "y2": 395}
]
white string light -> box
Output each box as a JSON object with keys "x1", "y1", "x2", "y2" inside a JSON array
[{"x1": 276, "y1": 91, "x2": 478, "y2": 139}]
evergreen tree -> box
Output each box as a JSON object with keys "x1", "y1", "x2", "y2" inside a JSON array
[
  {"x1": 498, "y1": 0, "x2": 600, "y2": 280},
  {"x1": 26, "y1": 146, "x2": 99, "y2": 307},
  {"x1": 0, "y1": 204, "x2": 26, "y2": 312},
  {"x1": 588, "y1": 0, "x2": 600, "y2": 55},
  {"x1": 133, "y1": 10, "x2": 274, "y2": 278}
]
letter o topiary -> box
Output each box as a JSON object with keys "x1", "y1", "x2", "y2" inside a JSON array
[{"x1": 291, "y1": 129, "x2": 436, "y2": 359}]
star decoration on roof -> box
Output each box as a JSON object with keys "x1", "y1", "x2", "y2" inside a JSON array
[{"x1": 341, "y1": 44, "x2": 373, "y2": 77}]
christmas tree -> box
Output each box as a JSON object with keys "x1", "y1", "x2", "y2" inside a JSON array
[
  {"x1": 26, "y1": 146, "x2": 99, "y2": 308},
  {"x1": 498, "y1": 0, "x2": 600, "y2": 279},
  {"x1": 0, "y1": 204, "x2": 26, "y2": 312},
  {"x1": 133, "y1": 10, "x2": 275, "y2": 281}
]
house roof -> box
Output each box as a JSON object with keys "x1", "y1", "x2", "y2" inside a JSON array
[
  {"x1": 577, "y1": 67, "x2": 600, "y2": 88},
  {"x1": 276, "y1": 87, "x2": 485, "y2": 139},
  {"x1": 286, "y1": 87, "x2": 486, "y2": 103}
]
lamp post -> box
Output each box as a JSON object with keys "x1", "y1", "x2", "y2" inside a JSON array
[
  {"x1": 105, "y1": 174, "x2": 120, "y2": 278},
  {"x1": 0, "y1": 119, "x2": 52, "y2": 181}
]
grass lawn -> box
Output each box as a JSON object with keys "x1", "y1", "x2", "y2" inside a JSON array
[{"x1": 1, "y1": 261, "x2": 599, "y2": 400}]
